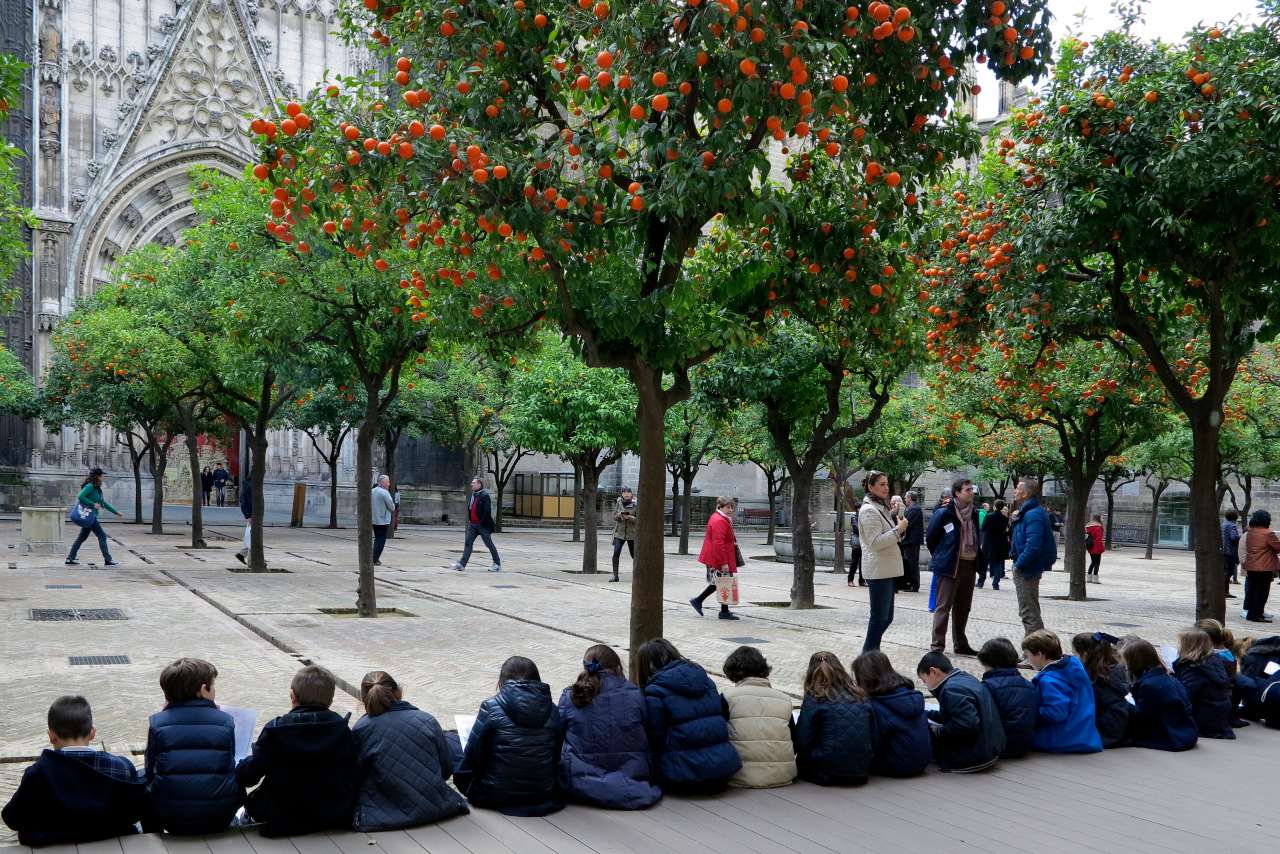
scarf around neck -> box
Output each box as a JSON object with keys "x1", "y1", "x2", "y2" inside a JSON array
[{"x1": 954, "y1": 499, "x2": 978, "y2": 557}]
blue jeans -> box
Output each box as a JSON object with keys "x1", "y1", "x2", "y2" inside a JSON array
[
  {"x1": 863, "y1": 578, "x2": 897, "y2": 652},
  {"x1": 372, "y1": 524, "x2": 389, "y2": 562},
  {"x1": 68, "y1": 520, "x2": 112, "y2": 562},
  {"x1": 460, "y1": 523, "x2": 500, "y2": 567}
]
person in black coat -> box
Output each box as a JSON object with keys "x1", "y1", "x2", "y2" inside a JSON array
[
  {"x1": 899, "y1": 492, "x2": 924, "y2": 593},
  {"x1": 1122, "y1": 641, "x2": 1198, "y2": 752},
  {"x1": 1238, "y1": 635, "x2": 1280, "y2": 726},
  {"x1": 792, "y1": 652, "x2": 876, "y2": 786},
  {"x1": 557, "y1": 645, "x2": 660, "y2": 809},
  {"x1": 2, "y1": 696, "x2": 146, "y2": 847},
  {"x1": 236, "y1": 665, "x2": 358, "y2": 837},
  {"x1": 1173, "y1": 630, "x2": 1235, "y2": 740},
  {"x1": 451, "y1": 477, "x2": 502, "y2": 572},
  {"x1": 978, "y1": 501, "x2": 1010, "y2": 590},
  {"x1": 917, "y1": 652, "x2": 1005, "y2": 773},
  {"x1": 200, "y1": 467, "x2": 213, "y2": 507},
  {"x1": 852, "y1": 651, "x2": 931, "y2": 777},
  {"x1": 636, "y1": 639, "x2": 742, "y2": 794},
  {"x1": 351, "y1": 671, "x2": 468, "y2": 831},
  {"x1": 1072, "y1": 632, "x2": 1132, "y2": 748},
  {"x1": 977, "y1": 638, "x2": 1037, "y2": 758},
  {"x1": 454, "y1": 656, "x2": 562, "y2": 816},
  {"x1": 145, "y1": 659, "x2": 242, "y2": 834}
]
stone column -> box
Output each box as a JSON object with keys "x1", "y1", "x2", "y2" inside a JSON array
[{"x1": 37, "y1": 2, "x2": 64, "y2": 211}]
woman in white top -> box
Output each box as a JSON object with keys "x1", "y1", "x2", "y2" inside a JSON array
[{"x1": 857, "y1": 471, "x2": 908, "y2": 653}]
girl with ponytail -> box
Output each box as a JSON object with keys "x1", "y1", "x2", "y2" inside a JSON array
[
  {"x1": 351, "y1": 670, "x2": 468, "y2": 831},
  {"x1": 556, "y1": 645, "x2": 661, "y2": 809}
]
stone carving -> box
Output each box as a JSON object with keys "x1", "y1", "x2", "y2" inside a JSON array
[
  {"x1": 98, "y1": 46, "x2": 117, "y2": 65},
  {"x1": 269, "y1": 68, "x2": 298, "y2": 99},
  {"x1": 101, "y1": 239, "x2": 122, "y2": 259},
  {"x1": 102, "y1": 127, "x2": 119, "y2": 150},
  {"x1": 39, "y1": 84, "x2": 59, "y2": 138},
  {"x1": 38, "y1": 138, "x2": 60, "y2": 155},
  {"x1": 158, "y1": 14, "x2": 180, "y2": 34},
  {"x1": 121, "y1": 204, "x2": 142, "y2": 229},
  {"x1": 152, "y1": 182, "x2": 173, "y2": 203},
  {"x1": 39, "y1": 18, "x2": 61, "y2": 63},
  {"x1": 85, "y1": 159, "x2": 105, "y2": 178},
  {"x1": 255, "y1": 35, "x2": 272, "y2": 56},
  {"x1": 154, "y1": 227, "x2": 175, "y2": 247},
  {"x1": 70, "y1": 41, "x2": 150, "y2": 98},
  {"x1": 131, "y1": 0, "x2": 268, "y2": 153},
  {"x1": 70, "y1": 190, "x2": 88, "y2": 210},
  {"x1": 147, "y1": 43, "x2": 166, "y2": 63}
]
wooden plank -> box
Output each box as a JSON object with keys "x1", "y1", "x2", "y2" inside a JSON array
[
  {"x1": 157, "y1": 836, "x2": 213, "y2": 854},
  {"x1": 76, "y1": 839, "x2": 125, "y2": 854},
  {"x1": 33, "y1": 845, "x2": 80, "y2": 854},
  {"x1": 649, "y1": 797, "x2": 798, "y2": 854},
  {"x1": 290, "y1": 835, "x2": 341, "y2": 854},
  {"x1": 489, "y1": 815, "x2": 599, "y2": 854},
  {"x1": 324, "y1": 832, "x2": 377, "y2": 854},
  {"x1": 544, "y1": 803, "x2": 678, "y2": 854},
  {"x1": 402, "y1": 824, "x2": 471, "y2": 854},
  {"x1": 683, "y1": 795, "x2": 839, "y2": 854},
  {"x1": 118, "y1": 835, "x2": 169, "y2": 854},
  {"x1": 241, "y1": 832, "x2": 299, "y2": 854},
  {"x1": 364, "y1": 832, "x2": 425, "y2": 854},
  {"x1": 607, "y1": 806, "x2": 724, "y2": 854},
  {"x1": 460, "y1": 811, "x2": 558, "y2": 854},
  {"x1": 205, "y1": 830, "x2": 264, "y2": 854},
  {"x1": 434, "y1": 816, "x2": 516, "y2": 854}
]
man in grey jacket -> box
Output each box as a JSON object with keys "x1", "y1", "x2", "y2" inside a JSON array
[{"x1": 372, "y1": 475, "x2": 396, "y2": 566}]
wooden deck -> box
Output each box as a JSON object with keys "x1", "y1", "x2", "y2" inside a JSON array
[{"x1": 17, "y1": 725, "x2": 1280, "y2": 854}]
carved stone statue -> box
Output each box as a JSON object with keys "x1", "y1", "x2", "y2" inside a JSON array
[
  {"x1": 40, "y1": 19, "x2": 61, "y2": 63},
  {"x1": 39, "y1": 85, "x2": 60, "y2": 137}
]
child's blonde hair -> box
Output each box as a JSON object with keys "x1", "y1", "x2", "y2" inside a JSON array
[
  {"x1": 1234, "y1": 635, "x2": 1256, "y2": 662},
  {"x1": 1196, "y1": 618, "x2": 1234, "y2": 650},
  {"x1": 1176, "y1": 629, "x2": 1214, "y2": 664}
]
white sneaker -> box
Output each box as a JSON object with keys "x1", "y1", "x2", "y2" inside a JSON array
[
  {"x1": 489, "y1": 563, "x2": 502, "y2": 572},
  {"x1": 451, "y1": 561, "x2": 464, "y2": 572}
]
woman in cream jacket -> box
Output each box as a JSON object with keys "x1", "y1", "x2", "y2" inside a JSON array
[{"x1": 857, "y1": 471, "x2": 908, "y2": 652}]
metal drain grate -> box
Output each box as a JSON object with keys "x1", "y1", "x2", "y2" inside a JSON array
[
  {"x1": 45, "y1": 584, "x2": 83, "y2": 590},
  {"x1": 30, "y1": 608, "x2": 127, "y2": 621},
  {"x1": 492, "y1": 585, "x2": 518, "y2": 589},
  {"x1": 722, "y1": 636, "x2": 770, "y2": 645},
  {"x1": 69, "y1": 655, "x2": 130, "y2": 666}
]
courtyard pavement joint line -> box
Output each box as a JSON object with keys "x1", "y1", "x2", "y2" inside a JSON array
[{"x1": 160, "y1": 570, "x2": 362, "y2": 702}]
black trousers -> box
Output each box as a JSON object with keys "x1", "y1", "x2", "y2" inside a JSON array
[
  {"x1": 373, "y1": 524, "x2": 389, "y2": 562},
  {"x1": 1088, "y1": 552, "x2": 1102, "y2": 575},
  {"x1": 1244, "y1": 572, "x2": 1273, "y2": 620},
  {"x1": 900, "y1": 544, "x2": 921, "y2": 592},
  {"x1": 611, "y1": 537, "x2": 634, "y2": 572},
  {"x1": 846, "y1": 546, "x2": 862, "y2": 582}
]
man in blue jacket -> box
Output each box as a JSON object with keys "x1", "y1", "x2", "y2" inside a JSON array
[
  {"x1": 1010, "y1": 478, "x2": 1056, "y2": 637},
  {"x1": 925, "y1": 478, "x2": 982, "y2": 655}
]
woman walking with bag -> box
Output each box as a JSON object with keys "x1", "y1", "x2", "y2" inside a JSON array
[
  {"x1": 858, "y1": 472, "x2": 907, "y2": 652},
  {"x1": 66, "y1": 467, "x2": 122, "y2": 566},
  {"x1": 690, "y1": 496, "x2": 740, "y2": 620}
]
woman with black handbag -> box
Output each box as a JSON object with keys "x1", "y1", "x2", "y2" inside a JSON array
[{"x1": 66, "y1": 467, "x2": 122, "y2": 566}]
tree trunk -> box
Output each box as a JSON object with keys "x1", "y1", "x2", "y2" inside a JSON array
[
  {"x1": 832, "y1": 481, "x2": 846, "y2": 577},
  {"x1": 184, "y1": 432, "x2": 206, "y2": 548},
  {"x1": 669, "y1": 478, "x2": 680, "y2": 537},
  {"x1": 354, "y1": 415, "x2": 379, "y2": 616},
  {"x1": 328, "y1": 456, "x2": 340, "y2": 529},
  {"x1": 150, "y1": 442, "x2": 168, "y2": 535},
  {"x1": 766, "y1": 488, "x2": 777, "y2": 546},
  {"x1": 493, "y1": 465, "x2": 506, "y2": 533},
  {"x1": 581, "y1": 462, "x2": 600, "y2": 573},
  {"x1": 1063, "y1": 469, "x2": 1092, "y2": 601},
  {"x1": 131, "y1": 449, "x2": 144, "y2": 525},
  {"x1": 789, "y1": 472, "x2": 817, "y2": 608},
  {"x1": 1144, "y1": 481, "x2": 1167, "y2": 561},
  {"x1": 1104, "y1": 483, "x2": 1117, "y2": 550},
  {"x1": 1241, "y1": 473, "x2": 1253, "y2": 524},
  {"x1": 571, "y1": 462, "x2": 582, "y2": 542},
  {"x1": 678, "y1": 474, "x2": 694, "y2": 555},
  {"x1": 248, "y1": 430, "x2": 269, "y2": 572},
  {"x1": 628, "y1": 367, "x2": 669, "y2": 679},
  {"x1": 384, "y1": 429, "x2": 400, "y2": 538},
  {"x1": 1189, "y1": 416, "x2": 1225, "y2": 622}
]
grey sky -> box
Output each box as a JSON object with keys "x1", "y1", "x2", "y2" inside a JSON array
[{"x1": 1049, "y1": 0, "x2": 1263, "y2": 42}]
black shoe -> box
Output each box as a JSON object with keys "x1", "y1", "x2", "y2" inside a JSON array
[
  {"x1": 992, "y1": 582, "x2": 1000, "y2": 590},
  {"x1": 64, "y1": 558, "x2": 78, "y2": 566},
  {"x1": 105, "y1": 559, "x2": 121, "y2": 567},
  {"x1": 954, "y1": 645, "x2": 979, "y2": 657},
  {"x1": 718, "y1": 610, "x2": 740, "y2": 620},
  {"x1": 1226, "y1": 593, "x2": 1236, "y2": 599},
  {"x1": 1232, "y1": 718, "x2": 1251, "y2": 728},
  {"x1": 976, "y1": 581, "x2": 985, "y2": 589},
  {"x1": 858, "y1": 579, "x2": 867, "y2": 587},
  {"x1": 690, "y1": 598, "x2": 704, "y2": 617},
  {"x1": 235, "y1": 551, "x2": 246, "y2": 565},
  {"x1": 609, "y1": 575, "x2": 620, "y2": 582}
]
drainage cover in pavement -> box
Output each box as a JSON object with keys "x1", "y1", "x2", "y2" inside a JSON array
[
  {"x1": 227, "y1": 566, "x2": 291, "y2": 573},
  {"x1": 751, "y1": 601, "x2": 835, "y2": 609},
  {"x1": 69, "y1": 655, "x2": 130, "y2": 666},
  {"x1": 318, "y1": 607, "x2": 414, "y2": 617},
  {"x1": 45, "y1": 584, "x2": 83, "y2": 590},
  {"x1": 722, "y1": 636, "x2": 770, "y2": 645},
  {"x1": 493, "y1": 585, "x2": 518, "y2": 589},
  {"x1": 31, "y1": 608, "x2": 127, "y2": 621}
]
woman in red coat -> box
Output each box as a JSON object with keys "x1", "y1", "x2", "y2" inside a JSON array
[
  {"x1": 691, "y1": 496, "x2": 739, "y2": 620},
  {"x1": 1085, "y1": 514, "x2": 1105, "y2": 583}
]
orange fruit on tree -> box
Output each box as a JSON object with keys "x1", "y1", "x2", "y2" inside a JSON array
[{"x1": 651, "y1": 93, "x2": 670, "y2": 111}]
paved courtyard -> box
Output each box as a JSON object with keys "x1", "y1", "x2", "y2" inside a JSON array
[{"x1": 2, "y1": 517, "x2": 1278, "y2": 851}]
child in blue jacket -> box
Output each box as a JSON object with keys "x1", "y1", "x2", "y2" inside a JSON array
[
  {"x1": 1022, "y1": 631, "x2": 1102, "y2": 754},
  {"x1": 1123, "y1": 640, "x2": 1198, "y2": 751},
  {"x1": 145, "y1": 658, "x2": 242, "y2": 834},
  {"x1": 637, "y1": 639, "x2": 741, "y2": 795},
  {"x1": 978, "y1": 638, "x2": 1038, "y2": 758},
  {"x1": 557, "y1": 645, "x2": 660, "y2": 809},
  {"x1": 793, "y1": 652, "x2": 876, "y2": 786},
  {"x1": 851, "y1": 651, "x2": 931, "y2": 777}
]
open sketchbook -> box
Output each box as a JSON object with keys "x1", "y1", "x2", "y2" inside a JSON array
[
  {"x1": 455, "y1": 714, "x2": 477, "y2": 750},
  {"x1": 218, "y1": 705, "x2": 258, "y2": 763}
]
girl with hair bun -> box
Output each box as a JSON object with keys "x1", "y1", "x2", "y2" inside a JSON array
[
  {"x1": 556, "y1": 644, "x2": 660, "y2": 809},
  {"x1": 351, "y1": 671, "x2": 468, "y2": 831}
]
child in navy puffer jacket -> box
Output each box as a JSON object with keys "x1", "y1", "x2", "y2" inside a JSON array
[
  {"x1": 852, "y1": 651, "x2": 930, "y2": 777},
  {"x1": 1173, "y1": 630, "x2": 1235, "y2": 739},
  {"x1": 637, "y1": 640, "x2": 741, "y2": 795},
  {"x1": 1123, "y1": 640, "x2": 1198, "y2": 752},
  {"x1": 978, "y1": 639, "x2": 1038, "y2": 758},
  {"x1": 145, "y1": 658, "x2": 242, "y2": 835},
  {"x1": 793, "y1": 652, "x2": 876, "y2": 786},
  {"x1": 557, "y1": 645, "x2": 660, "y2": 809}
]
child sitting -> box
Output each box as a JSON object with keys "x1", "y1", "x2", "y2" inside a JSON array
[
  {"x1": 637, "y1": 639, "x2": 741, "y2": 795},
  {"x1": 1071, "y1": 632, "x2": 1131, "y2": 748},
  {"x1": 721, "y1": 646, "x2": 796, "y2": 788},
  {"x1": 1235, "y1": 636, "x2": 1280, "y2": 728},
  {"x1": 916, "y1": 652, "x2": 1005, "y2": 773},
  {"x1": 2, "y1": 695, "x2": 145, "y2": 847},
  {"x1": 352, "y1": 671, "x2": 468, "y2": 831},
  {"x1": 1197, "y1": 619, "x2": 1248, "y2": 727},
  {"x1": 851, "y1": 651, "x2": 931, "y2": 777},
  {"x1": 145, "y1": 658, "x2": 242, "y2": 834},
  {"x1": 454, "y1": 656, "x2": 563, "y2": 816},
  {"x1": 1122, "y1": 639, "x2": 1198, "y2": 751},
  {"x1": 793, "y1": 652, "x2": 876, "y2": 786},
  {"x1": 977, "y1": 638, "x2": 1037, "y2": 758},
  {"x1": 237, "y1": 664, "x2": 358, "y2": 836},
  {"x1": 557, "y1": 645, "x2": 660, "y2": 810},
  {"x1": 1022, "y1": 630, "x2": 1102, "y2": 754},
  {"x1": 1173, "y1": 630, "x2": 1235, "y2": 740}
]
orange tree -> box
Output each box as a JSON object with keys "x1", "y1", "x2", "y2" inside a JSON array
[
  {"x1": 922, "y1": 12, "x2": 1280, "y2": 619},
  {"x1": 255, "y1": 0, "x2": 1054, "y2": 649}
]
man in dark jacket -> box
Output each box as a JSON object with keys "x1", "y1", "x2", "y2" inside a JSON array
[
  {"x1": 454, "y1": 656, "x2": 562, "y2": 816},
  {"x1": 1222, "y1": 510, "x2": 1242, "y2": 593},
  {"x1": 1010, "y1": 478, "x2": 1056, "y2": 637},
  {"x1": 2, "y1": 695, "x2": 146, "y2": 847},
  {"x1": 917, "y1": 653, "x2": 1005, "y2": 773},
  {"x1": 978, "y1": 500, "x2": 1011, "y2": 591},
  {"x1": 925, "y1": 478, "x2": 982, "y2": 655},
  {"x1": 451, "y1": 477, "x2": 502, "y2": 572},
  {"x1": 899, "y1": 491, "x2": 924, "y2": 593},
  {"x1": 145, "y1": 658, "x2": 242, "y2": 834},
  {"x1": 237, "y1": 665, "x2": 357, "y2": 837},
  {"x1": 212, "y1": 464, "x2": 229, "y2": 506}
]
